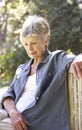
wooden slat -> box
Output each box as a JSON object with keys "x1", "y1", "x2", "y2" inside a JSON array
[{"x1": 68, "y1": 72, "x2": 82, "y2": 130}]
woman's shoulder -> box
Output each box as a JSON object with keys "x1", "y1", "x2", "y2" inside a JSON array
[
  {"x1": 15, "y1": 60, "x2": 32, "y2": 75},
  {"x1": 51, "y1": 50, "x2": 65, "y2": 55},
  {"x1": 49, "y1": 50, "x2": 66, "y2": 59},
  {"x1": 17, "y1": 62, "x2": 29, "y2": 69}
]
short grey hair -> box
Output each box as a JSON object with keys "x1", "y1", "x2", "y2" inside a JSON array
[{"x1": 20, "y1": 15, "x2": 50, "y2": 42}]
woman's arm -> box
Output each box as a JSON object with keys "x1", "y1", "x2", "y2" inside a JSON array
[
  {"x1": 3, "y1": 97, "x2": 30, "y2": 130},
  {"x1": 3, "y1": 97, "x2": 17, "y2": 116},
  {"x1": 70, "y1": 55, "x2": 82, "y2": 80}
]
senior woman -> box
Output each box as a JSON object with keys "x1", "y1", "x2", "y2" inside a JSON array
[{"x1": 0, "y1": 15, "x2": 82, "y2": 130}]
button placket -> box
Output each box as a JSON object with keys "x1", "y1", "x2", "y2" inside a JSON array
[
  {"x1": 36, "y1": 74, "x2": 39, "y2": 79},
  {"x1": 36, "y1": 96, "x2": 39, "y2": 100},
  {"x1": 48, "y1": 73, "x2": 51, "y2": 76}
]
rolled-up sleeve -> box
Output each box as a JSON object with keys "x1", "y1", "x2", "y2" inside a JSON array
[
  {"x1": 0, "y1": 64, "x2": 23, "y2": 108},
  {"x1": 0, "y1": 75, "x2": 17, "y2": 108}
]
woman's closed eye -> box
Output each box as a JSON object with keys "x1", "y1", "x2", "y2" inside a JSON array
[
  {"x1": 31, "y1": 42, "x2": 38, "y2": 45},
  {"x1": 25, "y1": 43, "x2": 28, "y2": 46},
  {"x1": 24, "y1": 41, "x2": 38, "y2": 47}
]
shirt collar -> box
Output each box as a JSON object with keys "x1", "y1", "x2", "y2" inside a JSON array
[
  {"x1": 40, "y1": 49, "x2": 51, "y2": 63},
  {"x1": 24, "y1": 49, "x2": 51, "y2": 71}
]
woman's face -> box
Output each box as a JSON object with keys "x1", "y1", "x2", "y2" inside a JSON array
[{"x1": 21, "y1": 35, "x2": 48, "y2": 62}]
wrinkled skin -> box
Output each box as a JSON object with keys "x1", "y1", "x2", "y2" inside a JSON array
[{"x1": 70, "y1": 55, "x2": 82, "y2": 80}]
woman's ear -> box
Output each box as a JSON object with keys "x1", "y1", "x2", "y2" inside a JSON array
[{"x1": 45, "y1": 35, "x2": 49, "y2": 47}]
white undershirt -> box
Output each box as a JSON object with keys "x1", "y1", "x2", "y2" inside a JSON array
[{"x1": 16, "y1": 73, "x2": 38, "y2": 113}]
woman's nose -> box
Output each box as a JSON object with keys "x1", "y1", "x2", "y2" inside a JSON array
[{"x1": 28, "y1": 44, "x2": 33, "y2": 50}]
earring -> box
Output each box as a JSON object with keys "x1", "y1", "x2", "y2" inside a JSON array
[{"x1": 45, "y1": 45, "x2": 48, "y2": 49}]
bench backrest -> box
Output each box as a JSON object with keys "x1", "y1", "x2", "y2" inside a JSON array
[{"x1": 68, "y1": 72, "x2": 82, "y2": 130}]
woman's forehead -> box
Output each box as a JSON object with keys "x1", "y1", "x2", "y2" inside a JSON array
[{"x1": 22, "y1": 35, "x2": 41, "y2": 42}]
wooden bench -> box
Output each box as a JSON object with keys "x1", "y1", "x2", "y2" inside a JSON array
[{"x1": 68, "y1": 72, "x2": 82, "y2": 130}]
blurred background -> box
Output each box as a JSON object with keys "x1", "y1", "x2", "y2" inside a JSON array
[{"x1": 0, "y1": 0, "x2": 82, "y2": 87}]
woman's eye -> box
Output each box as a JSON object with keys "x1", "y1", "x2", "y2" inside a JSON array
[
  {"x1": 32, "y1": 42, "x2": 36, "y2": 44},
  {"x1": 25, "y1": 43, "x2": 28, "y2": 46},
  {"x1": 24, "y1": 42, "x2": 38, "y2": 46}
]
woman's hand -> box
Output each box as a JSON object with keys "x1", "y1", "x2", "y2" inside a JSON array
[
  {"x1": 3, "y1": 97, "x2": 30, "y2": 130},
  {"x1": 9, "y1": 109, "x2": 30, "y2": 130},
  {"x1": 70, "y1": 55, "x2": 82, "y2": 80}
]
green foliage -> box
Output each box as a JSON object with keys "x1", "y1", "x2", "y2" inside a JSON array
[
  {"x1": 0, "y1": 0, "x2": 82, "y2": 83},
  {"x1": 28, "y1": 0, "x2": 82, "y2": 54},
  {"x1": 0, "y1": 0, "x2": 29, "y2": 82},
  {"x1": 0, "y1": 46, "x2": 28, "y2": 81}
]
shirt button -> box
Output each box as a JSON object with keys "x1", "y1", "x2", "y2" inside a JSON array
[
  {"x1": 36, "y1": 97, "x2": 39, "y2": 100},
  {"x1": 16, "y1": 75, "x2": 20, "y2": 79},
  {"x1": 36, "y1": 75, "x2": 39, "y2": 78},
  {"x1": 48, "y1": 73, "x2": 51, "y2": 76}
]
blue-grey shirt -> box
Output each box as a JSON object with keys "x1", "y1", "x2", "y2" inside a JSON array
[{"x1": 1, "y1": 49, "x2": 75, "y2": 130}]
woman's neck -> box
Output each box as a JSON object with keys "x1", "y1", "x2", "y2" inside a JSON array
[
  {"x1": 29, "y1": 56, "x2": 43, "y2": 75},
  {"x1": 29, "y1": 63, "x2": 38, "y2": 76},
  {"x1": 33, "y1": 58, "x2": 42, "y2": 65}
]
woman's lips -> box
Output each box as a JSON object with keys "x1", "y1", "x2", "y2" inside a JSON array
[{"x1": 29, "y1": 52, "x2": 36, "y2": 55}]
